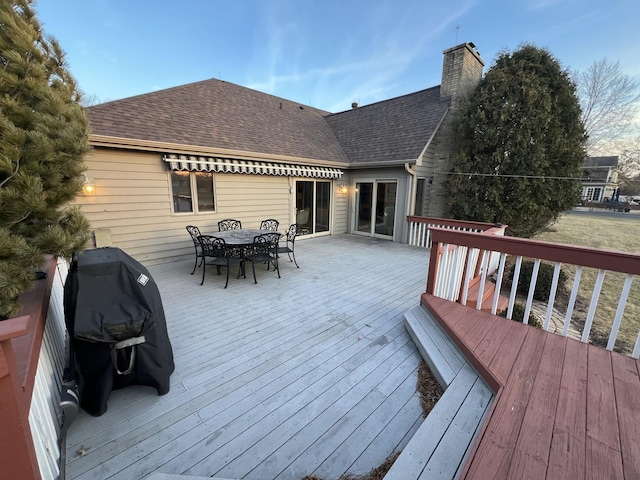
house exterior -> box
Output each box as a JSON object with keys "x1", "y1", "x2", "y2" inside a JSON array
[
  {"x1": 580, "y1": 155, "x2": 619, "y2": 202},
  {"x1": 74, "y1": 42, "x2": 485, "y2": 266}
]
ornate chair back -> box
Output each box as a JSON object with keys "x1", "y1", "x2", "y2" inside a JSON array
[
  {"x1": 260, "y1": 218, "x2": 279, "y2": 231},
  {"x1": 218, "y1": 219, "x2": 242, "y2": 231},
  {"x1": 186, "y1": 225, "x2": 203, "y2": 274}
]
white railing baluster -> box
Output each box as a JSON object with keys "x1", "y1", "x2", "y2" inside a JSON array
[
  {"x1": 491, "y1": 253, "x2": 507, "y2": 315},
  {"x1": 435, "y1": 244, "x2": 450, "y2": 298},
  {"x1": 507, "y1": 256, "x2": 523, "y2": 320},
  {"x1": 523, "y1": 259, "x2": 541, "y2": 325},
  {"x1": 581, "y1": 269, "x2": 606, "y2": 343},
  {"x1": 563, "y1": 266, "x2": 583, "y2": 337},
  {"x1": 461, "y1": 248, "x2": 475, "y2": 306},
  {"x1": 476, "y1": 250, "x2": 489, "y2": 311},
  {"x1": 543, "y1": 262, "x2": 562, "y2": 331},
  {"x1": 447, "y1": 247, "x2": 461, "y2": 301},
  {"x1": 607, "y1": 274, "x2": 634, "y2": 351}
]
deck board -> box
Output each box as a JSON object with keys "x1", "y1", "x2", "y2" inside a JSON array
[
  {"x1": 612, "y1": 354, "x2": 640, "y2": 480},
  {"x1": 547, "y1": 339, "x2": 588, "y2": 479},
  {"x1": 465, "y1": 328, "x2": 547, "y2": 479},
  {"x1": 507, "y1": 332, "x2": 566, "y2": 479},
  {"x1": 64, "y1": 235, "x2": 431, "y2": 479},
  {"x1": 423, "y1": 293, "x2": 640, "y2": 480}
]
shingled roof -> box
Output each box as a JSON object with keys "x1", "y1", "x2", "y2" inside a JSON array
[
  {"x1": 86, "y1": 78, "x2": 450, "y2": 166},
  {"x1": 326, "y1": 86, "x2": 449, "y2": 165},
  {"x1": 583, "y1": 156, "x2": 619, "y2": 168}
]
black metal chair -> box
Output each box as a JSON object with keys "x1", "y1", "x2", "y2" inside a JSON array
[
  {"x1": 198, "y1": 235, "x2": 241, "y2": 288},
  {"x1": 186, "y1": 225, "x2": 204, "y2": 274},
  {"x1": 277, "y1": 223, "x2": 299, "y2": 268},
  {"x1": 218, "y1": 219, "x2": 242, "y2": 231},
  {"x1": 260, "y1": 218, "x2": 279, "y2": 231},
  {"x1": 245, "y1": 232, "x2": 281, "y2": 283}
]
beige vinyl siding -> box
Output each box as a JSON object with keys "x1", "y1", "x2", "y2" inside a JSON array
[
  {"x1": 75, "y1": 148, "x2": 343, "y2": 266},
  {"x1": 333, "y1": 184, "x2": 349, "y2": 234}
]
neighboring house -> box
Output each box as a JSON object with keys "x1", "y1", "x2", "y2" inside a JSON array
[
  {"x1": 580, "y1": 156, "x2": 619, "y2": 202},
  {"x1": 74, "y1": 42, "x2": 485, "y2": 265}
]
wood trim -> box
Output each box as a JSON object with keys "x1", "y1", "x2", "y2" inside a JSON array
[
  {"x1": 420, "y1": 293, "x2": 501, "y2": 392},
  {"x1": 12, "y1": 257, "x2": 56, "y2": 407},
  {"x1": 0, "y1": 256, "x2": 56, "y2": 480}
]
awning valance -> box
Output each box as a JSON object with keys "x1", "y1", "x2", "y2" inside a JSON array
[{"x1": 163, "y1": 154, "x2": 343, "y2": 179}]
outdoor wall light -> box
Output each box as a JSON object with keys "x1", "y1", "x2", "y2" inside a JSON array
[
  {"x1": 82, "y1": 174, "x2": 96, "y2": 195},
  {"x1": 338, "y1": 184, "x2": 348, "y2": 194}
]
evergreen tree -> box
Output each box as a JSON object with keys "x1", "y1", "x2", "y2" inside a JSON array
[
  {"x1": 0, "y1": 0, "x2": 90, "y2": 318},
  {"x1": 447, "y1": 44, "x2": 586, "y2": 237}
]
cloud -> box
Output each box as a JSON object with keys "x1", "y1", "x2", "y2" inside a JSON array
[
  {"x1": 527, "y1": 0, "x2": 563, "y2": 10},
  {"x1": 245, "y1": 0, "x2": 481, "y2": 111}
]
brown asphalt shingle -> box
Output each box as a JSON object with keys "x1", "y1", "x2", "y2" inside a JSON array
[
  {"x1": 325, "y1": 86, "x2": 449, "y2": 164},
  {"x1": 86, "y1": 78, "x2": 450, "y2": 166}
]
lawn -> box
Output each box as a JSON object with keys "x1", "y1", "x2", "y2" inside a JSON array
[{"x1": 534, "y1": 211, "x2": 640, "y2": 354}]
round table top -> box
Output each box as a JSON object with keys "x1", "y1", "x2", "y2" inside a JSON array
[{"x1": 214, "y1": 228, "x2": 276, "y2": 246}]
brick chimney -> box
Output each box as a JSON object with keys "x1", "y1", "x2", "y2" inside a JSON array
[{"x1": 440, "y1": 42, "x2": 484, "y2": 106}]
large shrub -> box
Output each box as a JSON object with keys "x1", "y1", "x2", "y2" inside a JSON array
[
  {"x1": 447, "y1": 44, "x2": 586, "y2": 237},
  {"x1": 0, "y1": 0, "x2": 90, "y2": 318},
  {"x1": 510, "y1": 260, "x2": 568, "y2": 301}
]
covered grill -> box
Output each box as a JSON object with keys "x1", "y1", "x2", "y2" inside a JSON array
[{"x1": 64, "y1": 247, "x2": 174, "y2": 416}]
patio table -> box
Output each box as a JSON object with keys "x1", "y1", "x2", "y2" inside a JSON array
[
  {"x1": 214, "y1": 228, "x2": 274, "y2": 278},
  {"x1": 215, "y1": 228, "x2": 273, "y2": 246}
]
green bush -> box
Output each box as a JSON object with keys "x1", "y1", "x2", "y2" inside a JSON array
[
  {"x1": 510, "y1": 260, "x2": 567, "y2": 301},
  {"x1": 500, "y1": 302, "x2": 541, "y2": 328}
]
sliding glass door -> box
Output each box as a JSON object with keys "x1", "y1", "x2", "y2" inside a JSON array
[
  {"x1": 295, "y1": 180, "x2": 331, "y2": 236},
  {"x1": 355, "y1": 180, "x2": 397, "y2": 238}
]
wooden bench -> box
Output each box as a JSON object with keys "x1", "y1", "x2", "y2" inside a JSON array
[{"x1": 383, "y1": 305, "x2": 494, "y2": 479}]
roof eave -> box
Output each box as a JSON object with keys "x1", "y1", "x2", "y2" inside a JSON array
[
  {"x1": 346, "y1": 159, "x2": 417, "y2": 169},
  {"x1": 88, "y1": 134, "x2": 350, "y2": 168}
]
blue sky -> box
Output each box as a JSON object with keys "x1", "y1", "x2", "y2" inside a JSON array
[{"x1": 34, "y1": 0, "x2": 640, "y2": 113}]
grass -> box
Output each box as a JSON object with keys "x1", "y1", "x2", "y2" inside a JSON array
[{"x1": 534, "y1": 211, "x2": 640, "y2": 353}]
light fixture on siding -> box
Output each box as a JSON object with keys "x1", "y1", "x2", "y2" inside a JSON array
[
  {"x1": 82, "y1": 174, "x2": 96, "y2": 195},
  {"x1": 338, "y1": 183, "x2": 348, "y2": 194}
]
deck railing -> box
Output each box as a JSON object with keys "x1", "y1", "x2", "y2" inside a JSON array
[
  {"x1": 0, "y1": 257, "x2": 68, "y2": 480},
  {"x1": 406, "y1": 215, "x2": 503, "y2": 249},
  {"x1": 426, "y1": 227, "x2": 640, "y2": 358}
]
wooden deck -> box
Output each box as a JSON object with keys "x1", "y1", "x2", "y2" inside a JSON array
[
  {"x1": 63, "y1": 234, "x2": 431, "y2": 480},
  {"x1": 423, "y1": 293, "x2": 640, "y2": 480},
  {"x1": 62, "y1": 233, "x2": 640, "y2": 479}
]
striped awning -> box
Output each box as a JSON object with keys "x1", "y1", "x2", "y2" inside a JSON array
[{"x1": 163, "y1": 154, "x2": 343, "y2": 179}]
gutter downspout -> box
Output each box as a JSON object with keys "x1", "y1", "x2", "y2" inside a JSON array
[{"x1": 405, "y1": 162, "x2": 417, "y2": 244}]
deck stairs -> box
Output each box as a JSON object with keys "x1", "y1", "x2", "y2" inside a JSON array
[
  {"x1": 466, "y1": 277, "x2": 509, "y2": 314},
  {"x1": 383, "y1": 304, "x2": 495, "y2": 480}
]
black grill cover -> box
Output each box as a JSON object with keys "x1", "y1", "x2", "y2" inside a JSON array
[{"x1": 64, "y1": 247, "x2": 174, "y2": 416}]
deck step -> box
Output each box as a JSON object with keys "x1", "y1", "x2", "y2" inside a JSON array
[
  {"x1": 388, "y1": 304, "x2": 495, "y2": 480},
  {"x1": 467, "y1": 279, "x2": 508, "y2": 313},
  {"x1": 404, "y1": 304, "x2": 465, "y2": 387},
  {"x1": 383, "y1": 364, "x2": 493, "y2": 480}
]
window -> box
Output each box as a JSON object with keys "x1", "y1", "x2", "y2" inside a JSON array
[
  {"x1": 170, "y1": 171, "x2": 215, "y2": 214},
  {"x1": 584, "y1": 187, "x2": 602, "y2": 202}
]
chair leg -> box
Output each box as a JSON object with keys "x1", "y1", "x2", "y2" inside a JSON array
[
  {"x1": 200, "y1": 261, "x2": 206, "y2": 285},
  {"x1": 273, "y1": 256, "x2": 280, "y2": 278},
  {"x1": 251, "y1": 259, "x2": 258, "y2": 284},
  {"x1": 223, "y1": 263, "x2": 229, "y2": 289},
  {"x1": 289, "y1": 247, "x2": 299, "y2": 268},
  {"x1": 191, "y1": 256, "x2": 198, "y2": 274}
]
